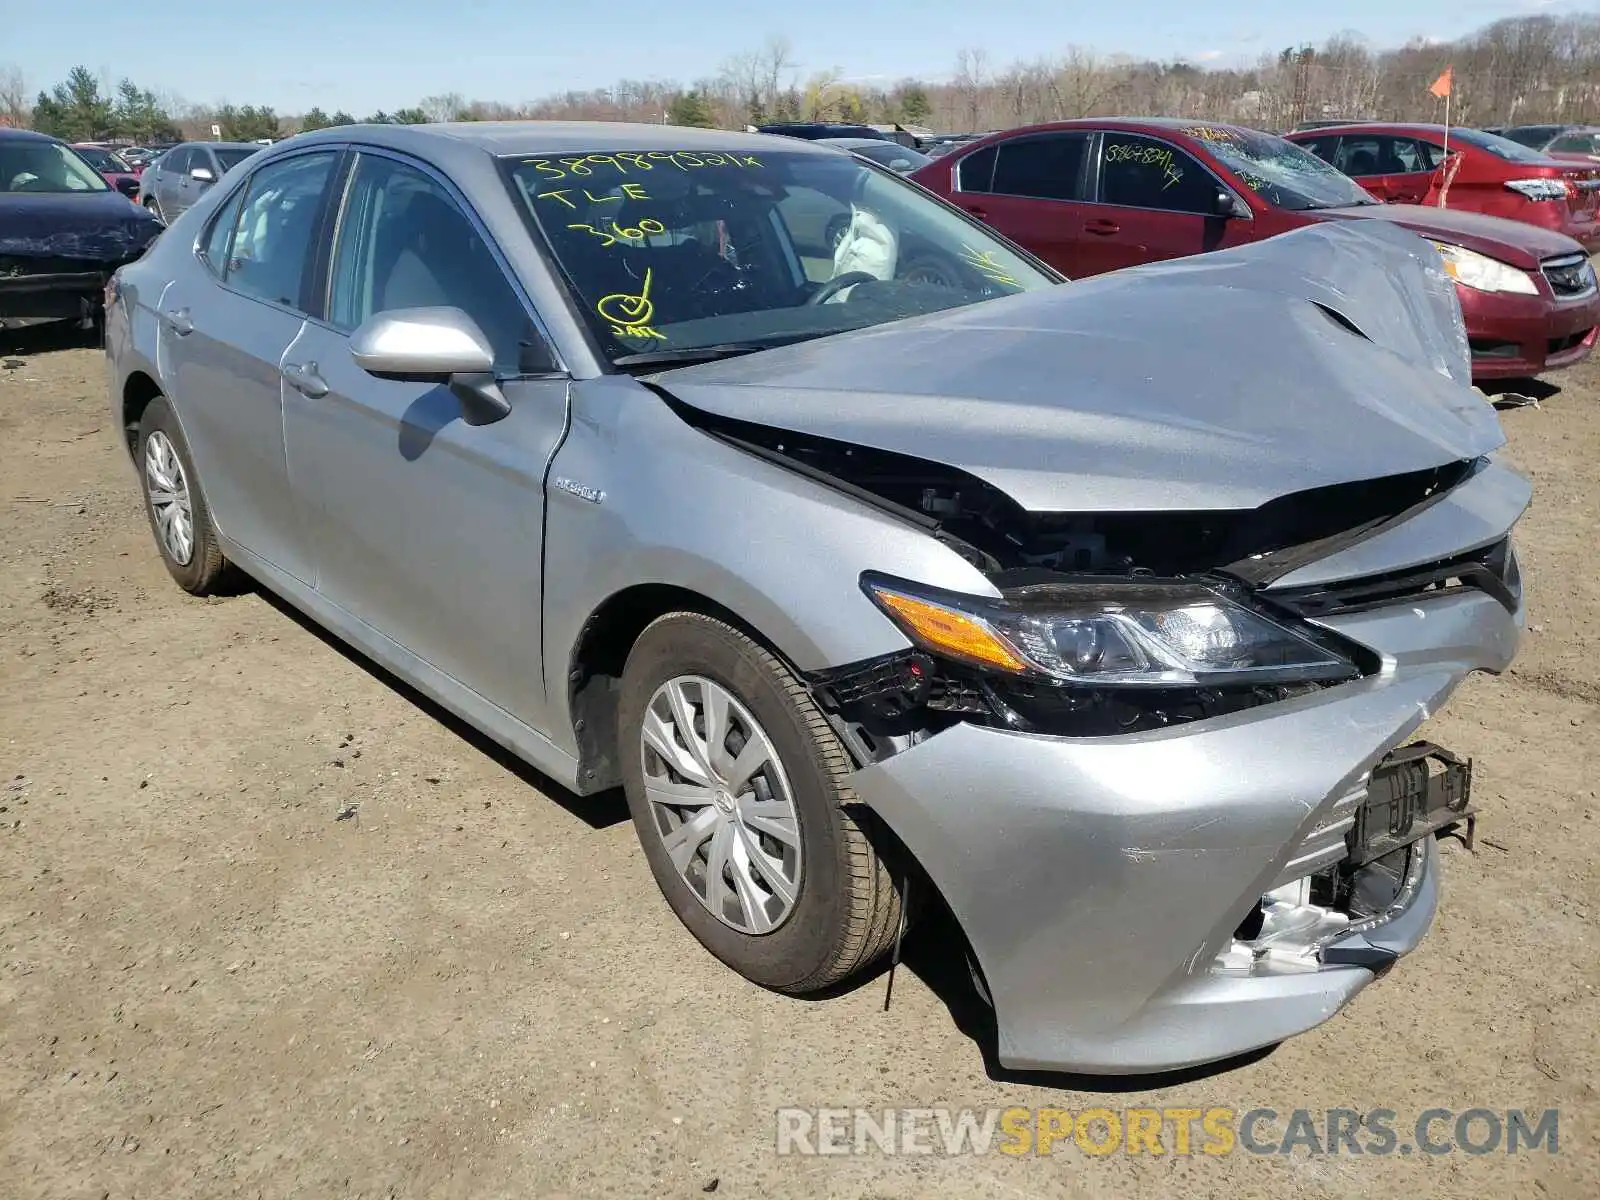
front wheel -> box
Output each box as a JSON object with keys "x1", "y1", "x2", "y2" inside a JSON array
[{"x1": 618, "y1": 613, "x2": 907, "y2": 994}]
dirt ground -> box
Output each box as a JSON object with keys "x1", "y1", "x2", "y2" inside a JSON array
[{"x1": 0, "y1": 323, "x2": 1596, "y2": 1200}]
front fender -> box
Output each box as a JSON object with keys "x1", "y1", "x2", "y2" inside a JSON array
[{"x1": 539, "y1": 376, "x2": 995, "y2": 758}]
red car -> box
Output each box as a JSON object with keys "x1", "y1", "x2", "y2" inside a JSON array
[
  {"x1": 1286, "y1": 123, "x2": 1600, "y2": 253},
  {"x1": 70, "y1": 143, "x2": 142, "y2": 200},
  {"x1": 911, "y1": 118, "x2": 1599, "y2": 381}
]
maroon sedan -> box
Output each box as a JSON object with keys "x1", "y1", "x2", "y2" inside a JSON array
[
  {"x1": 70, "y1": 143, "x2": 142, "y2": 200},
  {"x1": 912, "y1": 118, "x2": 1599, "y2": 381},
  {"x1": 1286, "y1": 123, "x2": 1600, "y2": 253}
]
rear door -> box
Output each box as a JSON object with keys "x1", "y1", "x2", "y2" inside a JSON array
[
  {"x1": 1078, "y1": 131, "x2": 1251, "y2": 275},
  {"x1": 157, "y1": 148, "x2": 341, "y2": 585},
  {"x1": 949, "y1": 132, "x2": 1091, "y2": 275}
]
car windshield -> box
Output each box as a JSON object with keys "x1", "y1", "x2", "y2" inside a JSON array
[
  {"x1": 1499, "y1": 125, "x2": 1563, "y2": 149},
  {"x1": 0, "y1": 140, "x2": 110, "y2": 194},
  {"x1": 213, "y1": 147, "x2": 261, "y2": 172},
  {"x1": 74, "y1": 146, "x2": 131, "y2": 173},
  {"x1": 505, "y1": 147, "x2": 1056, "y2": 365},
  {"x1": 1186, "y1": 126, "x2": 1378, "y2": 210},
  {"x1": 1448, "y1": 127, "x2": 1555, "y2": 163}
]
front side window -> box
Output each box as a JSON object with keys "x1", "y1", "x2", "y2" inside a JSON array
[
  {"x1": 989, "y1": 134, "x2": 1087, "y2": 201},
  {"x1": 505, "y1": 147, "x2": 1054, "y2": 364},
  {"x1": 1191, "y1": 127, "x2": 1377, "y2": 211},
  {"x1": 222, "y1": 151, "x2": 337, "y2": 310},
  {"x1": 1096, "y1": 134, "x2": 1216, "y2": 213},
  {"x1": 0, "y1": 139, "x2": 110, "y2": 194},
  {"x1": 164, "y1": 147, "x2": 193, "y2": 175},
  {"x1": 328, "y1": 155, "x2": 532, "y2": 370}
]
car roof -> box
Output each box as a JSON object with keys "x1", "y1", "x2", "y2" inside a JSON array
[
  {"x1": 282, "y1": 120, "x2": 839, "y2": 159},
  {"x1": 179, "y1": 140, "x2": 269, "y2": 152},
  {"x1": 817, "y1": 136, "x2": 911, "y2": 150},
  {"x1": 0, "y1": 127, "x2": 60, "y2": 144}
]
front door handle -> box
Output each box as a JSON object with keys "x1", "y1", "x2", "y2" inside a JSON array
[
  {"x1": 963, "y1": 205, "x2": 988, "y2": 220},
  {"x1": 162, "y1": 307, "x2": 193, "y2": 336},
  {"x1": 281, "y1": 361, "x2": 329, "y2": 398},
  {"x1": 1084, "y1": 219, "x2": 1121, "y2": 236}
]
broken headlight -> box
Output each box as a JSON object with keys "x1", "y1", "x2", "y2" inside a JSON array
[{"x1": 862, "y1": 573, "x2": 1357, "y2": 688}]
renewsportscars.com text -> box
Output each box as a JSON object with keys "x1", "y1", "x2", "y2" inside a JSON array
[{"x1": 775, "y1": 1106, "x2": 1560, "y2": 1157}]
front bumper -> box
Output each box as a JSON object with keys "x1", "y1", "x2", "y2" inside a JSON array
[
  {"x1": 850, "y1": 586, "x2": 1521, "y2": 1074},
  {"x1": 1459, "y1": 280, "x2": 1599, "y2": 379},
  {"x1": 0, "y1": 270, "x2": 113, "y2": 323}
]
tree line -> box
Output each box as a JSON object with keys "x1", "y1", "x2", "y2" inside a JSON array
[{"x1": 4, "y1": 14, "x2": 1597, "y2": 146}]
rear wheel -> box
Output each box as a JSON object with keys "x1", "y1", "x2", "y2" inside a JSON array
[
  {"x1": 137, "y1": 395, "x2": 230, "y2": 594},
  {"x1": 618, "y1": 613, "x2": 906, "y2": 994}
]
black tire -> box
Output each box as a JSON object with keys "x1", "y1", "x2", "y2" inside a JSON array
[
  {"x1": 137, "y1": 395, "x2": 231, "y2": 595},
  {"x1": 618, "y1": 613, "x2": 906, "y2": 994}
]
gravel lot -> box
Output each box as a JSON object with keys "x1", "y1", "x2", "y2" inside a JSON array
[{"x1": 0, "y1": 325, "x2": 1596, "y2": 1199}]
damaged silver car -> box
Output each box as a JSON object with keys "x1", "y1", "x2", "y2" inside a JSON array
[{"x1": 104, "y1": 124, "x2": 1525, "y2": 1074}]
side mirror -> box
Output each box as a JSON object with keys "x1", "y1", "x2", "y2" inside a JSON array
[
  {"x1": 189, "y1": 166, "x2": 215, "y2": 183},
  {"x1": 1214, "y1": 188, "x2": 1250, "y2": 218},
  {"x1": 350, "y1": 306, "x2": 511, "y2": 426}
]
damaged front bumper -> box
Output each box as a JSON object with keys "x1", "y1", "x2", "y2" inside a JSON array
[{"x1": 850, "y1": 584, "x2": 1521, "y2": 1074}]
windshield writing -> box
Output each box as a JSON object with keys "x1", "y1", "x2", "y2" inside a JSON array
[{"x1": 507, "y1": 147, "x2": 1055, "y2": 363}]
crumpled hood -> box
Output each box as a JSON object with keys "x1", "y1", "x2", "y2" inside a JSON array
[
  {"x1": 0, "y1": 191, "x2": 161, "y2": 262},
  {"x1": 654, "y1": 221, "x2": 1502, "y2": 513},
  {"x1": 1315, "y1": 202, "x2": 1583, "y2": 266}
]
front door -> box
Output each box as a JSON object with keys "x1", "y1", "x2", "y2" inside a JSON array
[
  {"x1": 1078, "y1": 132, "x2": 1248, "y2": 275},
  {"x1": 284, "y1": 151, "x2": 569, "y2": 727},
  {"x1": 159, "y1": 149, "x2": 340, "y2": 585}
]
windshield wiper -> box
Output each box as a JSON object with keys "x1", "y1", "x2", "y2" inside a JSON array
[
  {"x1": 612, "y1": 334, "x2": 828, "y2": 371},
  {"x1": 612, "y1": 344, "x2": 771, "y2": 370}
]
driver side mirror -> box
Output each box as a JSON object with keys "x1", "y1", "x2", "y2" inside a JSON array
[
  {"x1": 351, "y1": 306, "x2": 511, "y2": 426},
  {"x1": 189, "y1": 166, "x2": 215, "y2": 184},
  {"x1": 1213, "y1": 188, "x2": 1250, "y2": 219}
]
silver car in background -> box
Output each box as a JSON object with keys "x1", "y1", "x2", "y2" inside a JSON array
[
  {"x1": 136, "y1": 140, "x2": 262, "y2": 223},
  {"x1": 105, "y1": 122, "x2": 1524, "y2": 1074}
]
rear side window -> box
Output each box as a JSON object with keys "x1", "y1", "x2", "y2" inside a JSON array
[
  {"x1": 1551, "y1": 133, "x2": 1599, "y2": 154},
  {"x1": 1097, "y1": 134, "x2": 1216, "y2": 213},
  {"x1": 990, "y1": 134, "x2": 1088, "y2": 201},
  {"x1": 955, "y1": 144, "x2": 997, "y2": 192},
  {"x1": 220, "y1": 151, "x2": 338, "y2": 310}
]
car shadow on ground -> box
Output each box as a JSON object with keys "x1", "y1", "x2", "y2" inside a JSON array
[{"x1": 250, "y1": 585, "x2": 632, "y2": 831}]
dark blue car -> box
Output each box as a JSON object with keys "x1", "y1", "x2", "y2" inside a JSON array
[{"x1": 0, "y1": 128, "x2": 162, "y2": 328}]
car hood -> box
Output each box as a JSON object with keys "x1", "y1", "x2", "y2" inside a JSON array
[
  {"x1": 653, "y1": 221, "x2": 1502, "y2": 514},
  {"x1": 1314, "y1": 202, "x2": 1582, "y2": 266},
  {"x1": 0, "y1": 190, "x2": 161, "y2": 262}
]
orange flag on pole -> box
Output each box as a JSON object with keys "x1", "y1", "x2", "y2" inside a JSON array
[{"x1": 1429, "y1": 66, "x2": 1453, "y2": 99}]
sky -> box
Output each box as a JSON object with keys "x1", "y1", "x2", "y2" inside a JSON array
[{"x1": 7, "y1": 0, "x2": 1592, "y2": 116}]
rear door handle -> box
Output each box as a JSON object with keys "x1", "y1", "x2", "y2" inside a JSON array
[
  {"x1": 963, "y1": 205, "x2": 988, "y2": 220},
  {"x1": 1084, "y1": 219, "x2": 1121, "y2": 236},
  {"x1": 162, "y1": 307, "x2": 192, "y2": 336},
  {"x1": 281, "y1": 361, "x2": 329, "y2": 398}
]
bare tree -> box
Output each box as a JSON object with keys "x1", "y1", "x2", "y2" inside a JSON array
[{"x1": 0, "y1": 63, "x2": 28, "y2": 127}]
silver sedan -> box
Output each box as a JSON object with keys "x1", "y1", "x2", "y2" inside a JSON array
[{"x1": 105, "y1": 121, "x2": 1524, "y2": 1074}]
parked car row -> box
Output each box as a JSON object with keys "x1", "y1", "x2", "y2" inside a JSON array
[{"x1": 910, "y1": 118, "x2": 1597, "y2": 381}]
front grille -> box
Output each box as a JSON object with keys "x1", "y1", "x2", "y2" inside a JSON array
[
  {"x1": 1270, "y1": 536, "x2": 1520, "y2": 618},
  {"x1": 1542, "y1": 252, "x2": 1597, "y2": 299}
]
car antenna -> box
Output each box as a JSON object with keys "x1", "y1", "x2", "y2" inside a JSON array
[{"x1": 882, "y1": 876, "x2": 912, "y2": 1012}]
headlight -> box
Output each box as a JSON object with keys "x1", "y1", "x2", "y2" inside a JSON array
[
  {"x1": 863, "y1": 575, "x2": 1357, "y2": 688},
  {"x1": 1429, "y1": 241, "x2": 1539, "y2": 295}
]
